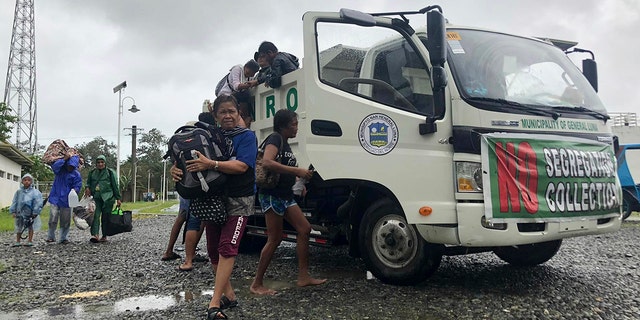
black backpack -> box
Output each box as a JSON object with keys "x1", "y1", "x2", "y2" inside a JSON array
[{"x1": 166, "y1": 121, "x2": 231, "y2": 199}]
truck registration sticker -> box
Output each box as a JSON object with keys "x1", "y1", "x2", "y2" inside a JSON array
[
  {"x1": 447, "y1": 32, "x2": 465, "y2": 54},
  {"x1": 358, "y1": 113, "x2": 399, "y2": 156},
  {"x1": 446, "y1": 32, "x2": 462, "y2": 41},
  {"x1": 481, "y1": 133, "x2": 621, "y2": 222}
]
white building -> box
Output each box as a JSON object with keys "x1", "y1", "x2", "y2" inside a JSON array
[{"x1": 0, "y1": 142, "x2": 34, "y2": 208}]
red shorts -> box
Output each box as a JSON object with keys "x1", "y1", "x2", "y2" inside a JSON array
[{"x1": 205, "y1": 215, "x2": 248, "y2": 265}]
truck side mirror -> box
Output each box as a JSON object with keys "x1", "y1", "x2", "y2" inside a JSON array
[
  {"x1": 426, "y1": 10, "x2": 446, "y2": 67},
  {"x1": 582, "y1": 59, "x2": 598, "y2": 92},
  {"x1": 422, "y1": 9, "x2": 447, "y2": 135}
]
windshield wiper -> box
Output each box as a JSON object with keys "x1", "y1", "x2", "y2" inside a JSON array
[
  {"x1": 466, "y1": 97, "x2": 561, "y2": 120},
  {"x1": 550, "y1": 106, "x2": 610, "y2": 123}
]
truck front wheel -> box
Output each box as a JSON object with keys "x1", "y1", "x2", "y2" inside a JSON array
[
  {"x1": 493, "y1": 239, "x2": 562, "y2": 266},
  {"x1": 358, "y1": 199, "x2": 441, "y2": 285}
]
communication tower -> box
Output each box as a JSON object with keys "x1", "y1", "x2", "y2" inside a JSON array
[{"x1": 3, "y1": 0, "x2": 38, "y2": 153}]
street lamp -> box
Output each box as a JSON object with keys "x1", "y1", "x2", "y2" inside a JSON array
[
  {"x1": 113, "y1": 80, "x2": 140, "y2": 186},
  {"x1": 122, "y1": 96, "x2": 140, "y2": 202},
  {"x1": 113, "y1": 81, "x2": 126, "y2": 180}
]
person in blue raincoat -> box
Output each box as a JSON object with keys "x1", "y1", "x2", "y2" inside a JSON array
[
  {"x1": 46, "y1": 151, "x2": 83, "y2": 244},
  {"x1": 10, "y1": 173, "x2": 44, "y2": 247}
]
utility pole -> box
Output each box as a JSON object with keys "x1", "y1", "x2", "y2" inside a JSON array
[{"x1": 125, "y1": 125, "x2": 143, "y2": 202}]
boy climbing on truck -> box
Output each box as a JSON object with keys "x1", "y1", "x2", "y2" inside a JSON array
[{"x1": 250, "y1": 41, "x2": 299, "y2": 89}]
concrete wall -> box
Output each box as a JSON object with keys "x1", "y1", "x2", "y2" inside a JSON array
[
  {"x1": 612, "y1": 126, "x2": 640, "y2": 183},
  {"x1": 0, "y1": 154, "x2": 23, "y2": 208}
]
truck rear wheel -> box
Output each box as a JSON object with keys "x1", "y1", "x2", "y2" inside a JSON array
[
  {"x1": 358, "y1": 199, "x2": 441, "y2": 285},
  {"x1": 622, "y1": 197, "x2": 633, "y2": 221},
  {"x1": 239, "y1": 233, "x2": 267, "y2": 254},
  {"x1": 493, "y1": 239, "x2": 562, "y2": 266}
]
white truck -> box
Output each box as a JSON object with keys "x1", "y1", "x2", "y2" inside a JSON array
[{"x1": 244, "y1": 5, "x2": 622, "y2": 285}]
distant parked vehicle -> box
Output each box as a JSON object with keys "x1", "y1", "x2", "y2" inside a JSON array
[
  {"x1": 143, "y1": 192, "x2": 156, "y2": 202},
  {"x1": 616, "y1": 143, "x2": 640, "y2": 220}
]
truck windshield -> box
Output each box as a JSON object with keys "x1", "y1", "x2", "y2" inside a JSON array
[{"x1": 445, "y1": 29, "x2": 606, "y2": 115}]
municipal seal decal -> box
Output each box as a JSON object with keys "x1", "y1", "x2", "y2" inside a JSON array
[{"x1": 358, "y1": 113, "x2": 399, "y2": 155}]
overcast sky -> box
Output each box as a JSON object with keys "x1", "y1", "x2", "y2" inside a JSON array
[{"x1": 1, "y1": 0, "x2": 638, "y2": 160}]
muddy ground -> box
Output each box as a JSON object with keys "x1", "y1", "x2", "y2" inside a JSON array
[{"x1": 1, "y1": 215, "x2": 639, "y2": 320}]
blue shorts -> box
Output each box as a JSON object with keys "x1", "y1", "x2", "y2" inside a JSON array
[
  {"x1": 258, "y1": 193, "x2": 297, "y2": 216},
  {"x1": 186, "y1": 213, "x2": 203, "y2": 231},
  {"x1": 179, "y1": 197, "x2": 190, "y2": 219}
]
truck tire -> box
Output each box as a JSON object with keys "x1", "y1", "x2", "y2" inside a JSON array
[
  {"x1": 493, "y1": 239, "x2": 562, "y2": 266},
  {"x1": 622, "y1": 197, "x2": 633, "y2": 221},
  {"x1": 239, "y1": 233, "x2": 267, "y2": 254},
  {"x1": 358, "y1": 199, "x2": 441, "y2": 285}
]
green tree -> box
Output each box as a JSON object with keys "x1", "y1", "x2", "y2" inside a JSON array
[
  {"x1": 75, "y1": 137, "x2": 121, "y2": 192},
  {"x1": 137, "y1": 128, "x2": 168, "y2": 196},
  {"x1": 138, "y1": 128, "x2": 167, "y2": 163},
  {"x1": 0, "y1": 102, "x2": 18, "y2": 142},
  {"x1": 75, "y1": 137, "x2": 117, "y2": 169},
  {"x1": 26, "y1": 154, "x2": 54, "y2": 182}
]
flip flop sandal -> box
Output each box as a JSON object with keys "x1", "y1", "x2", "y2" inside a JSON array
[
  {"x1": 220, "y1": 296, "x2": 238, "y2": 310},
  {"x1": 90, "y1": 237, "x2": 99, "y2": 243},
  {"x1": 176, "y1": 266, "x2": 193, "y2": 272},
  {"x1": 194, "y1": 254, "x2": 209, "y2": 263},
  {"x1": 12, "y1": 242, "x2": 21, "y2": 247},
  {"x1": 161, "y1": 252, "x2": 181, "y2": 261},
  {"x1": 25, "y1": 242, "x2": 33, "y2": 247},
  {"x1": 207, "y1": 307, "x2": 228, "y2": 320}
]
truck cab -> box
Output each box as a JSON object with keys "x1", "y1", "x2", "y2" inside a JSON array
[{"x1": 245, "y1": 6, "x2": 622, "y2": 285}]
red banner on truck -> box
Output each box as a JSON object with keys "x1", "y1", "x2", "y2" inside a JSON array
[{"x1": 481, "y1": 133, "x2": 621, "y2": 222}]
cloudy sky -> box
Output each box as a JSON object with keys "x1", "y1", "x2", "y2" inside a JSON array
[{"x1": 1, "y1": 0, "x2": 638, "y2": 160}]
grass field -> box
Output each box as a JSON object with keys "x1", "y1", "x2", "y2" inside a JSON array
[{"x1": 0, "y1": 200, "x2": 178, "y2": 232}]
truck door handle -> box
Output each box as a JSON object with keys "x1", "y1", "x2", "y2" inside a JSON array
[{"x1": 311, "y1": 120, "x2": 342, "y2": 137}]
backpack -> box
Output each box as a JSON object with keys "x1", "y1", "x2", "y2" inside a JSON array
[
  {"x1": 166, "y1": 121, "x2": 230, "y2": 199},
  {"x1": 214, "y1": 73, "x2": 231, "y2": 96}
]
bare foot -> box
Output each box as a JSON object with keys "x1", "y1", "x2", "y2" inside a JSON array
[
  {"x1": 250, "y1": 284, "x2": 277, "y2": 295},
  {"x1": 297, "y1": 277, "x2": 327, "y2": 287}
]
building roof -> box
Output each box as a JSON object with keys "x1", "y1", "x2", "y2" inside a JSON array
[{"x1": 0, "y1": 141, "x2": 34, "y2": 167}]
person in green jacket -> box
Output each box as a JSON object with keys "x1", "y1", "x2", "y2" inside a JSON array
[{"x1": 84, "y1": 155, "x2": 121, "y2": 243}]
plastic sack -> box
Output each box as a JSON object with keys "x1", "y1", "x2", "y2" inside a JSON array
[
  {"x1": 72, "y1": 195, "x2": 95, "y2": 230},
  {"x1": 73, "y1": 214, "x2": 90, "y2": 230},
  {"x1": 43, "y1": 139, "x2": 85, "y2": 167}
]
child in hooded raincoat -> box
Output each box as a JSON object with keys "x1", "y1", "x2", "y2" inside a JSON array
[{"x1": 9, "y1": 173, "x2": 44, "y2": 247}]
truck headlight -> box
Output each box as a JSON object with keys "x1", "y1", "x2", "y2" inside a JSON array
[{"x1": 455, "y1": 162, "x2": 483, "y2": 193}]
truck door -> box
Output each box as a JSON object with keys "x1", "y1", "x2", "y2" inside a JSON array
[{"x1": 299, "y1": 12, "x2": 456, "y2": 224}]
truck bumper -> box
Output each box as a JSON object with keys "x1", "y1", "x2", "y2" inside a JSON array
[{"x1": 416, "y1": 202, "x2": 622, "y2": 247}]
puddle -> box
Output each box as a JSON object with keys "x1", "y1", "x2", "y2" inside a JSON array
[
  {"x1": 177, "y1": 289, "x2": 214, "y2": 302},
  {"x1": 47, "y1": 305, "x2": 81, "y2": 316},
  {"x1": 0, "y1": 290, "x2": 214, "y2": 319},
  {"x1": 114, "y1": 295, "x2": 176, "y2": 312},
  {"x1": 262, "y1": 279, "x2": 294, "y2": 291}
]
